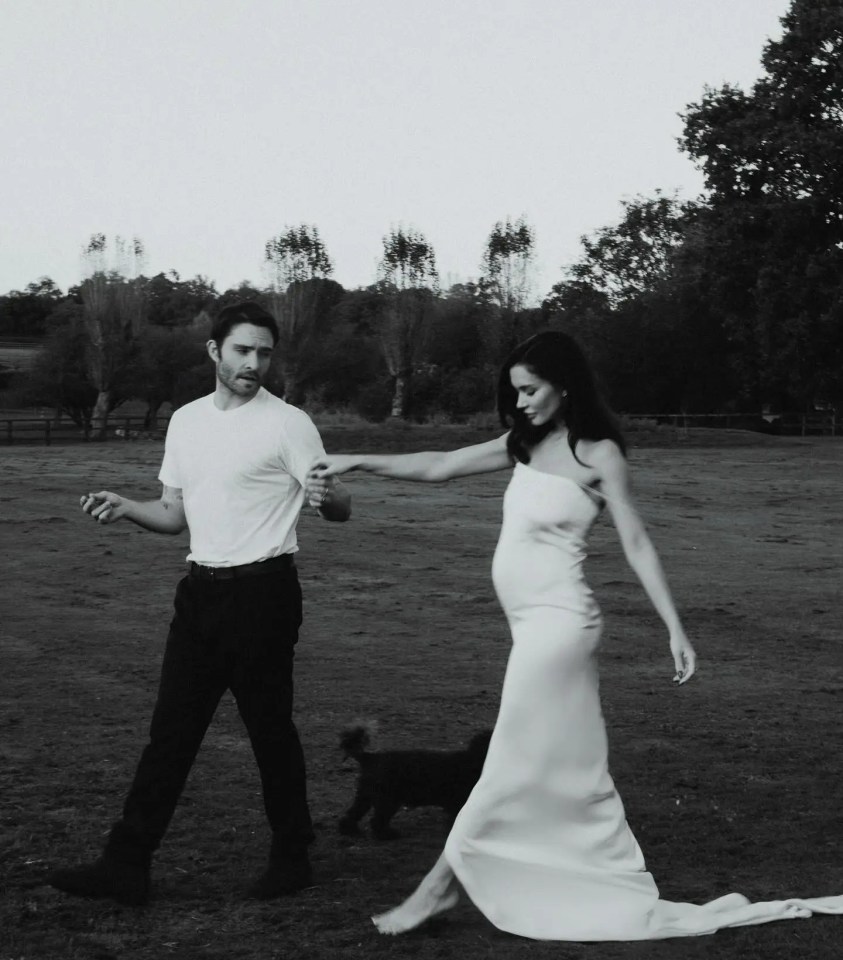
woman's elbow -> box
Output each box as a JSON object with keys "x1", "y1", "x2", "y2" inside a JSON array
[{"x1": 423, "y1": 453, "x2": 452, "y2": 482}]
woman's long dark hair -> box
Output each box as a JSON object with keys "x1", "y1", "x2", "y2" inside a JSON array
[{"x1": 497, "y1": 331, "x2": 626, "y2": 464}]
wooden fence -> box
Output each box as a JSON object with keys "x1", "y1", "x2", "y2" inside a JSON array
[
  {"x1": 1, "y1": 416, "x2": 170, "y2": 446},
  {"x1": 631, "y1": 412, "x2": 837, "y2": 437}
]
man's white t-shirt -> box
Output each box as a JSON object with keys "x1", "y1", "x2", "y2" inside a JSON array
[{"x1": 158, "y1": 387, "x2": 325, "y2": 566}]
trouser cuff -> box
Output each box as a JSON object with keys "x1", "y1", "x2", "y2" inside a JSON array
[{"x1": 105, "y1": 822, "x2": 154, "y2": 868}]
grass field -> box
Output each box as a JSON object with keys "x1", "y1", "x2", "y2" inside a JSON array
[
  {"x1": 0, "y1": 343, "x2": 38, "y2": 371},
  {"x1": 1, "y1": 425, "x2": 841, "y2": 960}
]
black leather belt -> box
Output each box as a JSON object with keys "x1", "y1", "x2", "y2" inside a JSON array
[{"x1": 188, "y1": 553, "x2": 295, "y2": 581}]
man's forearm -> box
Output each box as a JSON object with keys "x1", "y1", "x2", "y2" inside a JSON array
[{"x1": 122, "y1": 499, "x2": 188, "y2": 534}]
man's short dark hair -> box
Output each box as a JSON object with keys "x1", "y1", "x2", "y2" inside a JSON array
[{"x1": 211, "y1": 302, "x2": 279, "y2": 347}]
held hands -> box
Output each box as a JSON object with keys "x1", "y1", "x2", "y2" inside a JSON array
[
  {"x1": 306, "y1": 455, "x2": 358, "y2": 508},
  {"x1": 670, "y1": 630, "x2": 697, "y2": 685},
  {"x1": 80, "y1": 490, "x2": 126, "y2": 524},
  {"x1": 306, "y1": 455, "x2": 362, "y2": 511},
  {"x1": 308, "y1": 454, "x2": 359, "y2": 479},
  {"x1": 304, "y1": 473, "x2": 335, "y2": 509}
]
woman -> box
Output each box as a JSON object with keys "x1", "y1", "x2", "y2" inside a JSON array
[{"x1": 308, "y1": 332, "x2": 841, "y2": 940}]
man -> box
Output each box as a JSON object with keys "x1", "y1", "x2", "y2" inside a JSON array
[{"x1": 48, "y1": 301, "x2": 350, "y2": 906}]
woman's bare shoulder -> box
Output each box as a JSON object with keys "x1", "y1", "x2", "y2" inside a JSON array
[{"x1": 578, "y1": 437, "x2": 625, "y2": 466}]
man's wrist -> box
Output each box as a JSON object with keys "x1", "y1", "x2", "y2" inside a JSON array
[
  {"x1": 119, "y1": 499, "x2": 137, "y2": 523},
  {"x1": 317, "y1": 480, "x2": 350, "y2": 521}
]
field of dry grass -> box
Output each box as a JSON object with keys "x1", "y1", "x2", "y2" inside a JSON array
[{"x1": 1, "y1": 425, "x2": 841, "y2": 959}]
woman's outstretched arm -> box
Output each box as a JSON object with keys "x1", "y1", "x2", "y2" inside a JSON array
[
  {"x1": 590, "y1": 440, "x2": 697, "y2": 684},
  {"x1": 310, "y1": 433, "x2": 511, "y2": 483}
]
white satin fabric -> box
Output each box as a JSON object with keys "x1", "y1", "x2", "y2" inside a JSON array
[{"x1": 443, "y1": 462, "x2": 842, "y2": 940}]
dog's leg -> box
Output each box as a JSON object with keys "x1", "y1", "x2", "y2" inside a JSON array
[
  {"x1": 339, "y1": 787, "x2": 372, "y2": 836},
  {"x1": 371, "y1": 797, "x2": 402, "y2": 840}
]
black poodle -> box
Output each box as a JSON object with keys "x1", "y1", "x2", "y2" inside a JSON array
[{"x1": 338, "y1": 723, "x2": 492, "y2": 840}]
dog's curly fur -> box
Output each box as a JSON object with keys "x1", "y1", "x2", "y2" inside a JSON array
[{"x1": 338, "y1": 723, "x2": 492, "y2": 840}]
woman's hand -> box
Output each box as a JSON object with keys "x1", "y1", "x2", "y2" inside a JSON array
[
  {"x1": 670, "y1": 631, "x2": 697, "y2": 684},
  {"x1": 308, "y1": 455, "x2": 361, "y2": 479}
]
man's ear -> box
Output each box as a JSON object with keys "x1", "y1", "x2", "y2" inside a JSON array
[{"x1": 206, "y1": 339, "x2": 219, "y2": 362}]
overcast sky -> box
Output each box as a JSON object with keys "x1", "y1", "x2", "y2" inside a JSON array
[{"x1": 2, "y1": 0, "x2": 787, "y2": 300}]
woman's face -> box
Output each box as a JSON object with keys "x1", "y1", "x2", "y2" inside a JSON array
[{"x1": 510, "y1": 363, "x2": 565, "y2": 426}]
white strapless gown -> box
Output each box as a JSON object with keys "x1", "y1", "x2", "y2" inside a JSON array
[{"x1": 443, "y1": 462, "x2": 841, "y2": 940}]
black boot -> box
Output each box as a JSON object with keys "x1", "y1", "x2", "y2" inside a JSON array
[
  {"x1": 47, "y1": 850, "x2": 150, "y2": 906},
  {"x1": 245, "y1": 852, "x2": 313, "y2": 900}
]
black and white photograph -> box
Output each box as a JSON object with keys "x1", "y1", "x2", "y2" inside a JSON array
[{"x1": 1, "y1": 1, "x2": 841, "y2": 958}]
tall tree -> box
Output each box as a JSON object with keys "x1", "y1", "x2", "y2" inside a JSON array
[
  {"x1": 24, "y1": 318, "x2": 99, "y2": 432},
  {"x1": 481, "y1": 216, "x2": 535, "y2": 312},
  {"x1": 79, "y1": 234, "x2": 148, "y2": 437},
  {"x1": 0, "y1": 277, "x2": 64, "y2": 338},
  {"x1": 479, "y1": 217, "x2": 535, "y2": 362},
  {"x1": 302, "y1": 287, "x2": 387, "y2": 412},
  {"x1": 542, "y1": 194, "x2": 719, "y2": 412},
  {"x1": 561, "y1": 194, "x2": 688, "y2": 306},
  {"x1": 122, "y1": 326, "x2": 209, "y2": 427},
  {"x1": 680, "y1": 0, "x2": 843, "y2": 409},
  {"x1": 263, "y1": 225, "x2": 335, "y2": 403},
  {"x1": 429, "y1": 282, "x2": 494, "y2": 371},
  {"x1": 376, "y1": 227, "x2": 439, "y2": 417},
  {"x1": 146, "y1": 271, "x2": 218, "y2": 327}
]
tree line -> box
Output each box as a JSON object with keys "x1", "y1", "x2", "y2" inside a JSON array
[
  {"x1": 1, "y1": 0, "x2": 840, "y2": 434},
  {"x1": 0, "y1": 218, "x2": 540, "y2": 436}
]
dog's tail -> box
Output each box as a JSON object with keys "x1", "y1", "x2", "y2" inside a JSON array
[{"x1": 339, "y1": 721, "x2": 375, "y2": 761}]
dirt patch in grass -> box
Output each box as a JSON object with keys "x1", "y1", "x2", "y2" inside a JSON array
[{"x1": 1, "y1": 427, "x2": 841, "y2": 959}]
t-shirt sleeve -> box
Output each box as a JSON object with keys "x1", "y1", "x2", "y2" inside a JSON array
[
  {"x1": 158, "y1": 415, "x2": 182, "y2": 488},
  {"x1": 279, "y1": 409, "x2": 326, "y2": 488}
]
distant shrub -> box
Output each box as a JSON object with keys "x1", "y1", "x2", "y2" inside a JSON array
[
  {"x1": 172, "y1": 362, "x2": 214, "y2": 409},
  {"x1": 0, "y1": 365, "x2": 20, "y2": 395},
  {"x1": 354, "y1": 377, "x2": 393, "y2": 422},
  {"x1": 404, "y1": 365, "x2": 495, "y2": 422},
  {"x1": 436, "y1": 366, "x2": 495, "y2": 420}
]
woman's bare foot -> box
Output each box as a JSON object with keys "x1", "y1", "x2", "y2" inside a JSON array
[{"x1": 372, "y1": 870, "x2": 460, "y2": 935}]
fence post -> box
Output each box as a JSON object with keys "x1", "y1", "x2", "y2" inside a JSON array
[{"x1": 45, "y1": 419, "x2": 51, "y2": 446}]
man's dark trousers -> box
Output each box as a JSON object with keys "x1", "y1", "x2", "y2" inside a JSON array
[{"x1": 106, "y1": 561, "x2": 314, "y2": 864}]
